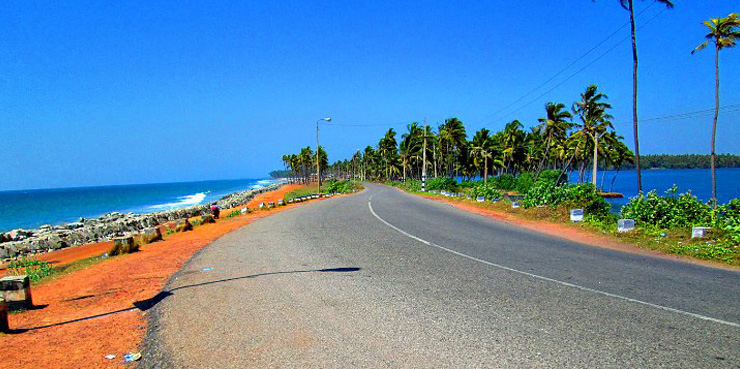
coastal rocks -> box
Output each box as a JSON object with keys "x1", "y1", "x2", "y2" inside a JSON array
[
  {"x1": 139, "y1": 228, "x2": 163, "y2": 244},
  {"x1": 109, "y1": 236, "x2": 138, "y2": 256},
  {"x1": 0, "y1": 183, "x2": 283, "y2": 261},
  {"x1": 3, "y1": 229, "x2": 34, "y2": 242},
  {"x1": 200, "y1": 215, "x2": 216, "y2": 224},
  {"x1": 175, "y1": 219, "x2": 193, "y2": 232}
]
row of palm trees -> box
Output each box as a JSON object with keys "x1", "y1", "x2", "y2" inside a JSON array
[
  {"x1": 280, "y1": 146, "x2": 328, "y2": 183},
  {"x1": 321, "y1": 85, "x2": 635, "y2": 192}
]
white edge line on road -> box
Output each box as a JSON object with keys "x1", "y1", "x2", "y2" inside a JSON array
[{"x1": 367, "y1": 195, "x2": 740, "y2": 329}]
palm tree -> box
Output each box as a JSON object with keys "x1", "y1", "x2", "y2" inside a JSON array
[
  {"x1": 536, "y1": 102, "x2": 573, "y2": 179},
  {"x1": 438, "y1": 118, "x2": 467, "y2": 177},
  {"x1": 501, "y1": 120, "x2": 525, "y2": 174},
  {"x1": 692, "y1": 13, "x2": 740, "y2": 207},
  {"x1": 471, "y1": 128, "x2": 496, "y2": 185},
  {"x1": 592, "y1": 0, "x2": 674, "y2": 194},
  {"x1": 573, "y1": 85, "x2": 613, "y2": 189},
  {"x1": 378, "y1": 128, "x2": 399, "y2": 180}
]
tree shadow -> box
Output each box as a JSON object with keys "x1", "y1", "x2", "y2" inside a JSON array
[{"x1": 7, "y1": 267, "x2": 360, "y2": 333}]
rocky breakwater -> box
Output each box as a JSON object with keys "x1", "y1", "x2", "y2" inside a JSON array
[{"x1": 0, "y1": 183, "x2": 282, "y2": 261}]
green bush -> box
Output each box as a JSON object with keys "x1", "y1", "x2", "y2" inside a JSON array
[
  {"x1": 523, "y1": 182, "x2": 610, "y2": 218},
  {"x1": 469, "y1": 183, "x2": 503, "y2": 201},
  {"x1": 426, "y1": 177, "x2": 459, "y2": 192},
  {"x1": 459, "y1": 179, "x2": 478, "y2": 189},
  {"x1": 538, "y1": 169, "x2": 566, "y2": 186},
  {"x1": 324, "y1": 179, "x2": 360, "y2": 194},
  {"x1": 514, "y1": 173, "x2": 535, "y2": 194},
  {"x1": 620, "y1": 186, "x2": 712, "y2": 229},
  {"x1": 490, "y1": 174, "x2": 516, "y2": 191},
  {"x1": 7, "y1": 256, "x2": 55, "y2": 283}
]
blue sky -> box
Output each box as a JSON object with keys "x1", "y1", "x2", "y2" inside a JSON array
[{"x1": 1, "y1": 1, "x2": 738, "y2": 190}]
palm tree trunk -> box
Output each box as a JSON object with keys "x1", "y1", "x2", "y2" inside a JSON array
[
  {"x1": 610, "y1": 167, "x2": 621, "y2": 193},
  {"x1": 600, "y1": 163, "x2": 607, "y2": 191},
  {"x1": 711, "y1": 45, "x2": 719, "y2": 208},
  {"x1": 629, "y1": 0, "x2": 643, "y2": 194},
  {"x1": 535, "y1": 142, "x2": 551, "y2": 182},
  {"x1": 592, "y1": 134, "x2": 599, "y2": 189},
  {"x1": 484, "y1": 156, "x2": 488, "y2": 186}
]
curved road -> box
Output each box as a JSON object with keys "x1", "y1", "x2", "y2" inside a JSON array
[{"x1": 141, "y1": 184, "x2": 740, "y2": 368}]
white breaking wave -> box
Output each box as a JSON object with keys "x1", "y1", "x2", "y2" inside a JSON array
[
  {"x1": 150, "y1": 192, "x2": 207, "y2": 210},
  {"x1": 250, "y1": 179, "x2": 277, "y2": 189}
]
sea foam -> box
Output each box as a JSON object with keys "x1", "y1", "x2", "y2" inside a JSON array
[{"x1": 150, "y1": 192, "x2": 207, "y2": 210}]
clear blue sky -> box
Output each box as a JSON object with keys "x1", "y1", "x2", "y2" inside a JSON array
[{"x1": 1, "y1": 1, "x2": 738, "y2": 190}]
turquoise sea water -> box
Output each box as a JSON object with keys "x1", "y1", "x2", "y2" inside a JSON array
[{"x1": 0, "y1": 178, "x2": 278, "y2": 232}]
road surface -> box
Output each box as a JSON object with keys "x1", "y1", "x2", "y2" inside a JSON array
[{"x1": 140, "y1": 183, "x2": 740, "y2": 368}]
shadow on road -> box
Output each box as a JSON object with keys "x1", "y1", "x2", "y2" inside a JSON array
[{"x1": 11, "y1": 267, "x2": 361, "y2": 333}]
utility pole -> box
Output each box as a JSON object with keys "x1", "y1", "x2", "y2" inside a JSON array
[
  {"x1": 422, "y1": 117, "x2": 427, "y2": 192},
  {"x1": 315, "y1": 117, "x2": 331, "y2": 194}
]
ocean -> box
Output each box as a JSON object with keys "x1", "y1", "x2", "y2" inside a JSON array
[
  {"x1": 584, "y1": 168, "x2": 740, "y2": 211},
  {"x1": 459, "y1": 168, "x2": 740, "y2": 212},
  {"x1": 0, "y1": 178, "x2": 278, "y2": 232}
]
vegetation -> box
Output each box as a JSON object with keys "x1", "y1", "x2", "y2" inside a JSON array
[
  {"x1": 692, "y1": 13, "x2": 740, "y2": 206},
  {"x1": 280, "y1": 85, "x2": 637, "y2": 194},
  {"x1": 7, "y1": 256, "x2": 55, "y2": 283},
  {"x1": 620, "y1": 154, "x2": 740, "y2": 169}
]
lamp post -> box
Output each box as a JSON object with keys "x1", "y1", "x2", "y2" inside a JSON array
[{"x1": 316, "y1": 117, "x2": 331, "y2": 194}]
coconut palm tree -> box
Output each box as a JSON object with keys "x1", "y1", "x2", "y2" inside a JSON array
[
  {"x1": 471, "y1": 128, "x2": 496, "y2": 185},
  {"x1": 573, "y1": 85, "x2": 613, "y2": 189},
  {"x1": 501, "y1": 120, "x2": 525, "y2": 174},
  {"x1": 437, "y1": 118, "x2": 467, "y2": 177},
  {"x1": 592, "y1": 0, "x2": 674, "y2": 194},
  {"x1": 378, "y1": 128, "x2": 399, "y2": 180},
  {"x1": 536, "y1": 102, "x2": 573, "y2": 179},
  {"x1": 692, "y1": 13, "x2": 740, "y2": 207}
]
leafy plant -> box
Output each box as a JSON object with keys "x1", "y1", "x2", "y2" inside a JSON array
[
  {"x1": 523, "y1": 182, "x2": 610, "y2": 218},
  {"x1": 8, "y1": 256, "x2": 55, "y2": 283},
  {"x1": 469, "y1": 183, "x2": 503, "y2": 201},
  {"x1": 620, "y1": 186, "x2": 712, "y2": 229},
  {"x1": 426, "y1": 177, "x2": 459, "y2": 192}
]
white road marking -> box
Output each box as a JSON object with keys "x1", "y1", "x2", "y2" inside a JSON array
[{"x1": 367, "y1": 195, "x2": 740, "y2": 329}]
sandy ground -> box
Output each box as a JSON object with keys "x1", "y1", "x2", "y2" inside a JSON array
[{"x1": 0, "y1": 184, "x2": 307, "y2": 369}]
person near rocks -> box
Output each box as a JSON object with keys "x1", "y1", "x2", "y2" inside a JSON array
[{"x1": 210, "y1": 204, "x2": 220, "y2": 219}]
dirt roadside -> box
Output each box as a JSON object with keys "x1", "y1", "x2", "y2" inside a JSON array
[{"x1": 0, "y1": 184, "x2": 311, "y2": 369}]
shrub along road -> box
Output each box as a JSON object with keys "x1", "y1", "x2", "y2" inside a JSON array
[{"x1": 140, "y1": 183, "x2": 740, "y2": 368}]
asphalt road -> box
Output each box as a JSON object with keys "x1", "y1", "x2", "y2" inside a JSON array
[{"x1": 140, "y1": 183, "x2": 740, "y2": 368}]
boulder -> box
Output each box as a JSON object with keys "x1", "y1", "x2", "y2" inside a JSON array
[
  {"x1": 0, "y1": 275, "x2": 33, "y2": 310},
  {"x1": 240, "y1": 208, "x2": 249, "y2": 214},
  {"x1": 139, "y1": 227, "x2": 163, "y2": 244},
  {"x1": 109, "y1": 236, "x2": 138, "y2": 256},
  {"x1": 175, "y1": 219, "x2": 193, "y2": 232},
  {"x1": 200, "y1": 214, "x2": 216, "y2": 224}
]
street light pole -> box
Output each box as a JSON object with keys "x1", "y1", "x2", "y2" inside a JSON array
[
  {"x1": 316, "y1": 117, "x2": 331, "y2": 194},
  {"x1": 422, "y1": 117, "x2": 427, "y2": 192}
]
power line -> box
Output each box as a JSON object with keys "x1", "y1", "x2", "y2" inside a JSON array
[
  {"x1": 491, "y1": 6, "x2": 668, "y2": 124},
  {"x1": 477, "y1": 2, "x2": 656, "y2": 124},
  {"x1": 640, "y1": 104, "x2": 740, "y2": 124}
]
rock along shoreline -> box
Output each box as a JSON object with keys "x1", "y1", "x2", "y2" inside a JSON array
[{"x1": 0, "y1": 183, "x2": 283, "y2": 261}]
